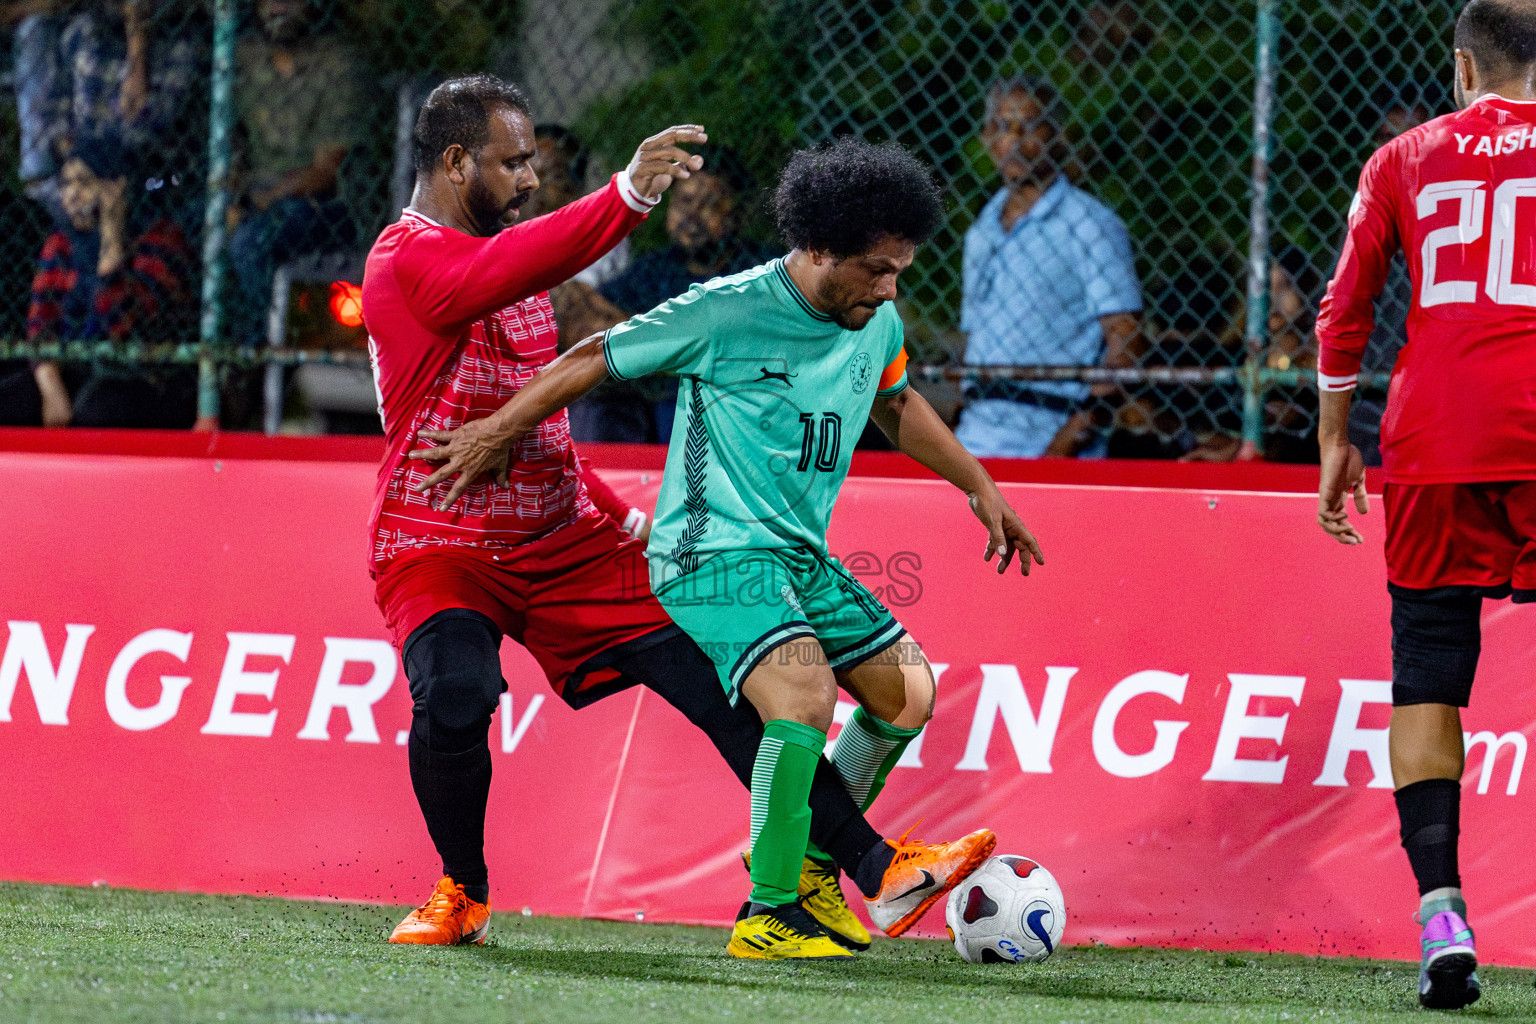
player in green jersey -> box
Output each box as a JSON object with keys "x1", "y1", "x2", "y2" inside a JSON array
[{"x1": 410, "y1": 139, "x2": 1044, "y2": 959}]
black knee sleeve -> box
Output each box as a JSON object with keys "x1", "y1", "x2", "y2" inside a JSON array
[
  {"x1": 1390, "y1": 584, "x2": 1482, "y2": 707},
  {"x1": 403, "y1": 609, "x2": 506, "y2": 754}
]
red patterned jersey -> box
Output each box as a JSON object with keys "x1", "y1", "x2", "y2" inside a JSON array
[
  {"x1": 1316, "y1": 94, "x2": 1536, "y2": 484},
  {"x1": 361, "y1": 176, "x2": 650, "y2": 572}
]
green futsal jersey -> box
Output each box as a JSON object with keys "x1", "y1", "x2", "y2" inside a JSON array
[{"x1": 603, "y1": 258, "x2": 910, "y2": 590}]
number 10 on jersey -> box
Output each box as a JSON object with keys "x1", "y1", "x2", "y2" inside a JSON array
[{"x1": 798, "y1": 412, "x2": 843, "y2": 472}]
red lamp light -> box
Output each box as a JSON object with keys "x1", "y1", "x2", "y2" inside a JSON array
[{"x1": 329, "y1": 281, "x2": 364, "y2": 328}]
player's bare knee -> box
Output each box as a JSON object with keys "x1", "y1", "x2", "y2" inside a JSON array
[
  {"x1": 891, "y1": 641, "x2": 935, "y2": 730},
  {"x1": 741, "y1": 638, "x2": 838, "y2": 732}
]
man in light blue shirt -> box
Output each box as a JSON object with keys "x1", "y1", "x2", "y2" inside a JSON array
[{"x1": 955, "y1": 76, "x2": 1144, "y2": 458}]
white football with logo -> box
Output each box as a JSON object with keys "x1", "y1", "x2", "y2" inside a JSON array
[{"x1": 944, "y1": 854, "x2": 1066, "y2": 964}]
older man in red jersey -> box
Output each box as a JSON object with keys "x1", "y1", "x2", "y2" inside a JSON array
[
  {"x1": 1314, "y1": 0, "x2": 1536, "y2": 1009},
  {"x1": 362, "y1": 74, "x2": 992, "y2": 954}
]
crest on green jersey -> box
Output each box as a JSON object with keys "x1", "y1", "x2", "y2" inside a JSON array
[{"x1": 849, "y1": 352, "x2": 872, "y2": 393}]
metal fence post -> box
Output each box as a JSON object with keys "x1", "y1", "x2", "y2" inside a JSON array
[
  {"x1": 1242, "y1": 0, "x2": 1281, "y2": 455},
  {"x1": 197, "y1": 0, "x2": 238, "y2": 426}
]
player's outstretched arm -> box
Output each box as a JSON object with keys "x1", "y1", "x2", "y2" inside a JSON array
[
  {"x1": 1316, "y1": 388, "x2": 1368, "y2": 545},
  {"x1": 407, "y1": 334, "x2": 612, "y2": 511},
  {"x1": 869, "y1": 386, "x2": 1044, "y2": 576}
]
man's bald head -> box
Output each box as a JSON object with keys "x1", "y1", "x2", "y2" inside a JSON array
[{"x1": 1455, "y1": 0, "x2": 1536, "y2": 90}]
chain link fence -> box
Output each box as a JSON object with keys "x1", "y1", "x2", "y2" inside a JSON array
[{"x1": 0, "y1": 0, "x2": 1457, "y2": 458}]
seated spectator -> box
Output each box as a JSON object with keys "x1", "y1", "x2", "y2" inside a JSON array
[
  {"x1": 954, "y1": 75, "x2": 1144, "y2": 459},
  {"x1": 551, "y1": 144, "x2": 775, "y2": 442},
  {"x1": 0, "y1": 135, "x2": 195, "y2": 428},
  {"x1": 227, "y1": 0, "x2": 363, "y2": 347},
  {"x1": 1108, "y1": 254, "x2": 1241, "y2": 459},
  {"x1": 1180, "y1": 243, "x2": 1325, "y2": 462},
  {"x1": 13, "y1": 0, "x2": 202, "y2": 211}
]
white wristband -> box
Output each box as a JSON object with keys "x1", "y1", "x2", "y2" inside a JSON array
[
  {"x1": 616, "y1": 169, "x2": 661, "y2": 213},
  {"x1": 622, "y1": 508, "x2": 647, "y2": 538},
  {"x1": 1317, "y1": 370, "x2": 1359, "y2": 392}
]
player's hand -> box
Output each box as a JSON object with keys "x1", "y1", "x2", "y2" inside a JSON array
[
  {"x1": 969, "y1": 483, "x2": 1044, "y2": 576},
  {"x1": 408, "y1": 418, "x2": 516, "y2": 512},
  {"x1": 626, "y1": 125, "x2": 707, "y2": 200},
  {"x1": 1317, "y1": 440, "x2": 1368, "y2": 545}
]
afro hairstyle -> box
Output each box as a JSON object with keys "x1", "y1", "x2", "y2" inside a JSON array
[{"x1": 772, "y1": 138, "x2": 944, "y2": 259}]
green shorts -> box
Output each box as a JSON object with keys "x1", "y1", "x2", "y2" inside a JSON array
[{"x1": 653, "y1": 547, "x2": 906, "y2": 704}]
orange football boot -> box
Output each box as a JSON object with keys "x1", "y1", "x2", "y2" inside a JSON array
[
  {"x1": 388, "y1": 876, "x2": 491, "y2": 945},
  {"x1": 866, "y1": 825, "x2": 996, "y2": 937}
]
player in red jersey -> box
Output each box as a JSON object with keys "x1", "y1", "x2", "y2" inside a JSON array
[
  {"x1": 1314, "y1": 0, "x2": 1536, "y2": 1009},
  {"x1": 363, "y1": 74, "x2": 994, "y2": 954}
]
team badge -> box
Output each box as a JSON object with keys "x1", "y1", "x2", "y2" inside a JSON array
[{"x1": 849, "y1": 352, "x2": 872, "y2": 393}]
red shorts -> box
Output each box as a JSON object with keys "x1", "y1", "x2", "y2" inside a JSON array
[
  {"x1": 1384, "y1": 481, "x2": 1536, "y2": 600},
  {"x1": 374, "y1": 512, "x2": 678, "y2": 704}
]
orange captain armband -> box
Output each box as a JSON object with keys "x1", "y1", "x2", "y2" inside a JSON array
[{"x1": 876, "y1": 348, "x2": 909, "y2": 393}]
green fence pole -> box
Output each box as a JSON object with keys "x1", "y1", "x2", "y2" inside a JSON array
[
  {"x1": 1242, "y1": 0, "x2": 1281, "y2": 455},
  {"x1": 196, "y1": 0, "x2": 237, "y2": 426}
]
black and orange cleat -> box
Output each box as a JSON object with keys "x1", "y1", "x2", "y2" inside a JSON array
[
  {"x1": 388, "y1": 876, "x2": 490, "y2": 946},
  {"x1": 865, "y1": 826, "x2": 996, "y2": 937}
]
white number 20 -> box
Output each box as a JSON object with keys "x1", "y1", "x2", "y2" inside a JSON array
[{"x1": 1418, "y1": 177, "x2": 1536, "y2": 308}]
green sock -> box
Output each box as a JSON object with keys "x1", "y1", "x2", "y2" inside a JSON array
[
  {"x1": 830, "y1": 706, "x2": 922, "y2": 810},
  {"x1": 749, "y1": 719, "x2": 827, "y2": 906}
]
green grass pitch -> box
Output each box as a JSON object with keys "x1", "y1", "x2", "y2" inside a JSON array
[{"x1": 2, "y1": 882, "x2": 1534, "y2": 1023}]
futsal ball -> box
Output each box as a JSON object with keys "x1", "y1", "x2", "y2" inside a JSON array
[{"x1": 944, "y1": 855, "x2": 1066, "y2": 964}]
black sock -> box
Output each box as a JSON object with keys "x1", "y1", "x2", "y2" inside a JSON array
[
  {"x1": 807, "y1": 755, "x2": 885, "y2": 883},
  {"x1": 851, "y1": 840, "x2": 895, "y2": 899},
  {"x1": 1395, "y1": 778, "x2": 1461, "y2": 895},
  {"x1": 408, "y1": 735, "x2": 492, "y2": 903}
]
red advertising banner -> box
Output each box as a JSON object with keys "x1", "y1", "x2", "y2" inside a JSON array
[{"x1": 2, "y1": 444, "x2": 1532, "y2": 964}]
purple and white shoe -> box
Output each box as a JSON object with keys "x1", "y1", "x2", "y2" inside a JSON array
[{"x1": 1418, "y1": 909, "x2": 1480, "y2": 1010}]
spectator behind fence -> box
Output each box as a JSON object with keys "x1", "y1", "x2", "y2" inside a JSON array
[
  {"x1": 954, "y1": 75, "x2": 1144, "y2": 459},
  {"x1": 1179, "y1": 242, "x2": 1325, "y2": 462},
  {"x1": 1341, "y1": 82, "x2": 1445, "y2": 465},
  {"x1": 551, "y1": 144, "x2": 775, "y2": 442},
  {"x1": 227, "y1": 0, "x2": 362, "y2": 347},
  {"x1": 0, "y1": 135, "x2": 195, "y2": 428},
  {"x1": 13, "y1": 0, "x2": 202, "y2": 208},
  {"x1": 1107, "y1": 253, "x2": 1241, "y2": 459}
]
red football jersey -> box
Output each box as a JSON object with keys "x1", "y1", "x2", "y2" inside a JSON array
[
  {"x1": 1316, "y1": 94, "x2": 1536, "y2": 484},
  {"x1": 361, "y1": 175, "x2": 651, "y2": 573}
]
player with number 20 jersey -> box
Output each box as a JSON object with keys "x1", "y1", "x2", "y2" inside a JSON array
[{"x1": 1313, "y1": 0, "x2": 1536, "y2": 1009}]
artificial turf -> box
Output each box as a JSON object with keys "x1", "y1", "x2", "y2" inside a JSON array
[{"x1": 1, "y1": 881, "x2": 1533, "y2": 1023}]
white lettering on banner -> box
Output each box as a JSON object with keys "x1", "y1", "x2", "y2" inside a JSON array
[
  {"x1": 955, "y1": 665, "x2": 1075, "y2": 773},
  {"x1": 1464, "y1": 730, "x2": 1528, "y2": 795},
  {"x1": 1202, "y1": 674, "x2": 1305, "y2": 784},
  {"x1": 1092, "y1": 670, "x2": 1191, "y2": 778},
  {"x1": 104, "y1": 629, "x2": 193, "y2": 731},
  {"x1": 297, "y1": 638, "x2": 397, "y2": 743},
  {"x1": 0, "y1": 621, "x2": 94, "y2": 725},
  {"x1": 1312, "y1": 679, "x2": 1393, "y2": 788},
  {"x1": 498, "y1": 692, "x2": 544, "y2": 754},
  {"x1": 896, "y1": 663, "x2": 946, "y2": 769},
  {"x1": 201, "y1": 633, "x2": 294, "y2": 737}
]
